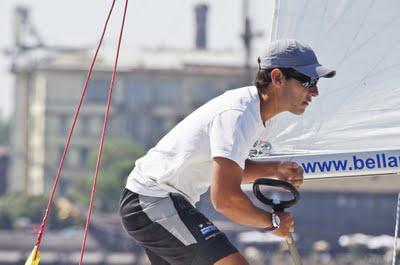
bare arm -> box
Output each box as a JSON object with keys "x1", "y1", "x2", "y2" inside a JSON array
[
  {"x1": 211, "y1": 157, "x2": 274, "y2": 228},
  {"x1": 242, "y1": 159, "x2": 280, "y2": 184},
  {"x1": 211, "y1": 157, "x2": 294, "y2": 237},
  {"x1": 242, "y1": 159, "x2": 304, "y2": 188}
]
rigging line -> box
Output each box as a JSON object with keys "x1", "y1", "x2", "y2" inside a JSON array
[
  {"x1": 32, "y1": 0, "x2": 117, "y2": 258},
  {"x1": 78, "y1": 0, "x2": 129, "y2": 264},
  {"x1": 392, "y1": 192, "x2": 400, "y2": 265}
]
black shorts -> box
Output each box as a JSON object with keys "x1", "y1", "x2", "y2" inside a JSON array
[{"x1": 119, "y1": 188, "x2": 238, "y2": 265}]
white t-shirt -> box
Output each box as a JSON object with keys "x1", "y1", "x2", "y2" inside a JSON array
[{"x1": 126, "y1": 86, "x2": 266, "y2": 204}]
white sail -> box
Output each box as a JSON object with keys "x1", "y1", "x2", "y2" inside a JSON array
[{"x1": 256, "y1": 0, "x2": 400, "y2": 178}]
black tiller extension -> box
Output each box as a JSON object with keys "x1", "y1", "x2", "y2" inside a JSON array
[{"x1": 253, "y1": 178, "x2": 303, "y2": 265}]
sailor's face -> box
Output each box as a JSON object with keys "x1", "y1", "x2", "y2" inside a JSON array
[{"x1": 286, "y1": 79, "x2": 319, "y2": 115}]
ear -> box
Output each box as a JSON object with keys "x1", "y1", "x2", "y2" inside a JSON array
[{"x1": 270, "y1": 69, "x2": 284, "y2": 87}]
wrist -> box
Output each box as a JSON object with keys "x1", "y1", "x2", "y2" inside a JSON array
[{"x1": 264, "y1": 212, "x2": 280, "y2": 231}]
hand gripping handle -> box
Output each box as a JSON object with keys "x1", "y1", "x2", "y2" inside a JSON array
[{"x1": 253, "y1": 178, "x2": 303, "y2": 265}]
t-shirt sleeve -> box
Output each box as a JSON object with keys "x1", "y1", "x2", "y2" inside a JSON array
[{"x1": 209, "y1": 110, "x2": 250, "y2": 169}]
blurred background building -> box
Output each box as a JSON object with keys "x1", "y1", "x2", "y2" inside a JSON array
[{"x1": 7, "y1": 3, "x2": 250, "y2": 195}]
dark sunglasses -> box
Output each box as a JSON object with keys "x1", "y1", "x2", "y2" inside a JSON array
[{"x1": 280, "y1": 68, "x2": 318, "y2": 89}]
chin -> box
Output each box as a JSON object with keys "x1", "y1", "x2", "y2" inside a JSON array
[{"x1": 290, "y1": 109, "x2": 306, "y2": 115}]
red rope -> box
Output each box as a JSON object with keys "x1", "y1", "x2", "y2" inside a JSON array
[
  {"x1": 79, "y1": 0, "x2": 129, "y2": 264},
  {"x1": 33, "y1": 0, "x2": 117, "y2": 259}
]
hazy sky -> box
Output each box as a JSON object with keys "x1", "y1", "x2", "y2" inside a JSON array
[{"x1": 0, "y1": 0, "x2": 274, "y2": 119}]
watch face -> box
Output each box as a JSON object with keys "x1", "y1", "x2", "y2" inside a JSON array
[{"x1": 273, "y1": 214, "x2": 281, "y2": 227}]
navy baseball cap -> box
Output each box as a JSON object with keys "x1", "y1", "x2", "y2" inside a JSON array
[{"x1": 259, "y1": 39, "x2": 336, "y2": 79}]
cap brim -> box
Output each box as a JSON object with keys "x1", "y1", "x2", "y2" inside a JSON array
[{"x1": 294, "y1": 63, "x2": 336, "y2": 79}]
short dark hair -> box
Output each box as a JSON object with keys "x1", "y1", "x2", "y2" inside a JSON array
[
  {"x1": 253, "y1": 67, "x2": 311, "y2": 91},
  {"x1": 253, "y1": 69, "x2": 273, "y2": 90}
]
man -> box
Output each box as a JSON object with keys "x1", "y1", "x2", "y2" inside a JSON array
[{"x1": 119, "y1": 39, "x2": 336, "y2": 265}]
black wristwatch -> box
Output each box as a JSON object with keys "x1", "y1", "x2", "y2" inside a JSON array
[{"x1": 265, "y1": 213, "x2": 280, "y2": 231}]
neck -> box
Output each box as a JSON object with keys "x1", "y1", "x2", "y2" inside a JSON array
[{"x1": 258, "y1": 90, "x2": 284, "y2": 124}]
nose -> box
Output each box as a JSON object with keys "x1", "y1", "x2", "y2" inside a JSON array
[{"x1": 309, "y1": 85, "x2": 319, "y2": 97}]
